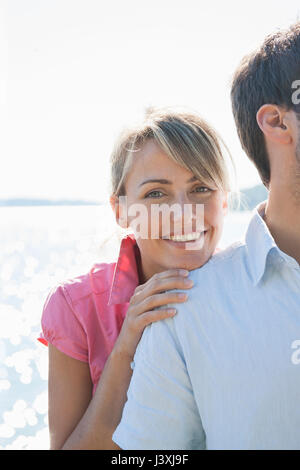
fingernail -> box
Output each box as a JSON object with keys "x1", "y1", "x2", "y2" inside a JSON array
[
  {"x1": 167, "y1": 308, "x2": 177, "y2": 315},
  {"x1": 180, "y1": 269, "x2": 189, "y2": 276},
  {"x1": 178, "y1": 292, "x2": 188, "y2": 298}
]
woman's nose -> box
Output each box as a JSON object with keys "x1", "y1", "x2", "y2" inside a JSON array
[
  {"x1": 172, "y1": 193, "x2": 191, "y2": 209},
  {"x1": 171, "y1": 200, "x2": 201, "y2": 233}
]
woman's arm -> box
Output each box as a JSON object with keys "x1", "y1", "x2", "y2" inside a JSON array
[
  {"x1": 48, "y1": 268, "x2": 193, "y2": 449},
  {"x1": 48, "y1": 343, "x2": 127, "y2": 449},
  {"x1": 48, "y1": 344, "x2": 93, "y2": 450}
]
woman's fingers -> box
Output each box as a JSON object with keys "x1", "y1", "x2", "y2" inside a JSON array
[
  {"x1": 136, "y1": 308, "x2": 178, "y2": 329},
  {"x1": 135, "y1": 269, "x2": 189, "y2": 292},
  {"x1": 116, "y1": 269, "x2": 192, "y2": 359},
  {"x1": 155, "y1": 268, "x2": 189, "y2": 279},
  {"x1": 139, "y1": 290, "x2": 189, "y2": 313},
  {"x1": 130, "y1": 270, "x2": 193, "y2": 305}
]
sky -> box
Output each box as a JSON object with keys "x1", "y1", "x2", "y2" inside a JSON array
[{"x1": 1, "y1": 0, "x2": 300, "y2": 202}]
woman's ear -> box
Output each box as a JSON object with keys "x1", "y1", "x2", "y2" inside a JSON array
[
  {"x1": 109, "y1": 194, "x2": 128, "y2": 229},
  {"x1": 109, "y1": 194, "x2": 116, "y2": 214},
  {"x1": 256, "y1": 104, "x2": 292, "y2": 145},
  {"x1": 222, "y1": 191, "x2": 229, "y2": 215}
]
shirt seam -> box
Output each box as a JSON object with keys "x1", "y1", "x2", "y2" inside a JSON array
[{"x1": 59, "y1": 284, "x2": 89, "y2": 338}]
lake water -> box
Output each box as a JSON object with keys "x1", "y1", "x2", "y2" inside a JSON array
[{"x1": 0, "y1": 204, "x2": 253, "y2": 449}]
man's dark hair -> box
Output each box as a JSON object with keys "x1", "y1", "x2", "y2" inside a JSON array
[{"x1": 231, "y1": 22, "x2": 300, "y2": 187}]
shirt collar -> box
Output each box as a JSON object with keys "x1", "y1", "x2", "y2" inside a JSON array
[
  {"x1": 245, "y1": 200, "x2": 279, "y2": 286},
  {"x1": 107, "y1": 233, "x2": 142, "y2": 306},
  {"x1": 245, "y1": 199, "x2": 300, "y2": 286}
]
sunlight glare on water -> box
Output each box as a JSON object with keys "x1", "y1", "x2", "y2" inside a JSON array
[{"x1": 0, "y1": 204, "x2": 252, "y2": 449}]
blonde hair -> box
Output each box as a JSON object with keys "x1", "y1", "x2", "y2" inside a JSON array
[{"x1": 110, "y1": 106, "x2": 238, "y2": 206}]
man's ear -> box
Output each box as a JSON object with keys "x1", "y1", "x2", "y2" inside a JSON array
[
  {"x1": 109, "y1": 194, "x2": 128, "y2": 229},
  {"x1": 256, "y1": 104, "x2": 292, "y2": 145}
]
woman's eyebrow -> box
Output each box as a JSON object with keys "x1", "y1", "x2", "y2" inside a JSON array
[{"x1": 139, "y1": 176, "x2": 198, "y2": 187}]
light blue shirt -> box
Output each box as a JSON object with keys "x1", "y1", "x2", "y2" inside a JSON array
[{"x1": 113, "y1": 201, "x2": 300, "y2": 450}]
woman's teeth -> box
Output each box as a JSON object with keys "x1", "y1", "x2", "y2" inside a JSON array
[{"x1": 163, "y1": 232, "x2": 205, "y2": 242}]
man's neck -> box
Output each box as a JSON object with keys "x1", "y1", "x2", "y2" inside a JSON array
[{"x1": 264, "y1": 176, "x2": 300, "y2": 265}]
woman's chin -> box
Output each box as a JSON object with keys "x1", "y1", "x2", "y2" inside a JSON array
[{"x1": 160, "y1": 250, "x2": 213, "y2": 272}]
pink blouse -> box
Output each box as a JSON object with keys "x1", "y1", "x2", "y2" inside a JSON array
[
  {"x1": 38, "y1": 233, "x2": 221, "y2": 396},
  {"x1": 37, "y1": 233, "x2": 142, "y2": 396}
]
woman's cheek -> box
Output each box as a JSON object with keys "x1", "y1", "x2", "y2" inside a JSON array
[
  {"x1": 127, "y1": 204, "x2": 151, "y2": 240},
  {"x1": 206, "y1": 198, "x2": 225, "y2": 225}
]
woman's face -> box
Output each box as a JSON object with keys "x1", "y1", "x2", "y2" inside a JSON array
[{"x1": 111, "y1": 139, "x2": 228, "y2": 282}]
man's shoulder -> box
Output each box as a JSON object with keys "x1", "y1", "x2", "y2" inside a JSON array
[
  {"x1": 136, "y1": 241, "x2": 249, "y2": 357},
  {"x1": 168, "y1": 241, "x2": 250, "y2": 335},
  {"x1": 184, "y1": 240, "x2": 250, "y2": 304},
  {"x1": 189, "y1": 240, "x2": 247, "y2": 283}
]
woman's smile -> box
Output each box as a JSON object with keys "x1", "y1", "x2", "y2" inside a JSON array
[{"x1": 160, "y1": 230, "x2": 208, "y2": 249}]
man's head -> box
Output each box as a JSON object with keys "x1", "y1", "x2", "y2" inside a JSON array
[{"x1": 231, "y1": 22, "x2": 300, "y2": 188}]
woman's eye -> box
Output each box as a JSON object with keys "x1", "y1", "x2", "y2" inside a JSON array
[
  {"x1": 144, "y1": 187, "x2": 211, "y2": 198},
  {"x1": 144, "y1": 190, "x2": 164, "y2": 198},
  {"x1": 193, "y1": 186, "x2": 211, "y2": 193}
]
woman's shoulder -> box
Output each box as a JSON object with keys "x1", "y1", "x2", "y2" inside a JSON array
[
  {"x1": 38, "y1": 261, "x2": 118, "y2": 354},
  {"x1": 41, "y1": 261, "x2": 117, "y2": 323},
  {"x1": 58, "y1": 261, "x2": 117, "y2": 305}
]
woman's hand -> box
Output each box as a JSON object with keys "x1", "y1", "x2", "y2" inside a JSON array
[{"x1": 113, "y1": 268, "x2": 193, "y2": 361}]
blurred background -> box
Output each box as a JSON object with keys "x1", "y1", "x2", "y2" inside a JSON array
[{"x1": 0, "y1": 0, "x2": 299, "y2": 449}]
